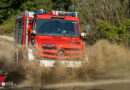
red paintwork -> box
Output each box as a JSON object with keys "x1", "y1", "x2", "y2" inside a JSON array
[
  {"x1": 22, "y1": 14, "x2": 26, "y2": 45},
  {"x1": 34, "y1": 35, "x2": 84, "y2": 59},
  {"x1": 21, "y1": 11, "x2": 84, "y2": 59},
  {"x1": 37, "y1": 14, "x2": 79, "y2": 21},
  {"x1": 28, "y1": 17, "x2": 33, "y2": 42}
]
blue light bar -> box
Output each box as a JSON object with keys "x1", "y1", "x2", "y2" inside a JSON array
[
  {"x1": 72, "y1": 13, "x2": 76, "y2": 17},
  {"x1": 38, "y1": 9, "x2": 43, "y2": 14}
]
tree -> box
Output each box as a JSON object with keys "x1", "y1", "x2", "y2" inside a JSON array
[
  {"x1": 52, "y1": 0, "x2": 72, "y2": 11},
  {"x1": 0, "y1": 0, "x2": 53, "y2": 23},
  {"x1": 20, "y1": 0, "x2": 53, "y2": 11},
  {"x1": 0, "y1": 0, "x2": 10, "y2": 23},
  {"x1": 0, "y1": 0, "x2": 26, "y2": 23},
  {"x1": 71, "y1": 0, "x2": 129, "y2": 25},
  {"x1": 70, "y1": 0, "x2": 130, "y2": 45}
]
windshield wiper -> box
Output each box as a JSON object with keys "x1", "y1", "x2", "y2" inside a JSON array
[
  {"x1": 66, "y1": 31, "x2": 75, "y2": 34},
  {"x1": 64, "y1": 31, "x2": 76, "y2": 37},
  {"x1": 50, "y1": 31, "x2": 66, "y2": 36},
  {"x1": 37, "y1": 32, "x2": 51, "y2": 35},
  {"x1": 52, "y1": 31, "x2": 77, "y2": 37}
]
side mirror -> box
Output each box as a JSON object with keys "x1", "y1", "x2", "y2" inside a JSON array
[
  {"x1": 29, "y1": 20, "x2": 33, "y2": 24},
  {"x1": 31, "y1": 32, "x2": 35, "y2": 45},
  {"x1": 80, "y1": 24, "x2": 91, "y2": 41},
  {"x1": 86, "y1": 24, "x2": 90, "y2": 36},
  {"x1": 30, "y1": 30, "x2": 36, "y2": 45},
  {"x1": 31, "y1": 38, "x2": 35, "y2": 45}
]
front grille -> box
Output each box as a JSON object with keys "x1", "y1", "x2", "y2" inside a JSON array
[
  {"x1": 42, "y1": 52, "x2": 57, "y2": 56},
  {"x1": 64, "y1": 48, "x2": 80, "y2": 51},
  {"x1": 65, "y1": 53, "x2": 80, "y2": 56},
  {"x1": 42, "y1": 47, "x2": 57, "y2": 50},
  {"x1": 41, "y1": 47, "x2": 81, "y2": 58}
]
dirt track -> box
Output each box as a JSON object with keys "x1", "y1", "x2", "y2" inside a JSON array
[
  {"x1": 0, "y1": 36, "x2": 130, "y2": 89},
  {"x1": 1, "y1": 79, "x2": 130, "y2": 90}
]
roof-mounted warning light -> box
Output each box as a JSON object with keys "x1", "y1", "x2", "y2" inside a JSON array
[
  {"x1": 52, "y1": 10, "x2": 78, "y2": 17},
  {"x1": 72, "y1": 13, "x2": 77, "y2": 17},
  {"x1": 38, "y1": 9, "x2": 43, "y2": 14}
]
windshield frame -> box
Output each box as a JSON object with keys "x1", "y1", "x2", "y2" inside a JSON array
[{"x1": 35, "y1": 19, "x2": 80, "y2": 37}]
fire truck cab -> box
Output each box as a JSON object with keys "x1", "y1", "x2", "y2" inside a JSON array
[{"x1": 15, "y1": 9, "x2": 87, "y2": 67}]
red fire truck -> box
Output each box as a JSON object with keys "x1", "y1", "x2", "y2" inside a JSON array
[{"x1": 15, "y1": 9, "x2": 89, "y2": 67}]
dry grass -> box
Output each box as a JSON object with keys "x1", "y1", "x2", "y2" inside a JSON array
[{"x1": 86, "y1": 40, "x2": 130, "y2": 73}]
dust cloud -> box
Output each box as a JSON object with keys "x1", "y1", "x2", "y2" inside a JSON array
[{"x1": 0, "y1": 37, "x2": 130, "y2": 87}]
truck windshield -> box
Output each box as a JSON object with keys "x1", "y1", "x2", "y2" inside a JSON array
[{"x1": 36, "y1": 19, "x2": 79, "y2": 37}]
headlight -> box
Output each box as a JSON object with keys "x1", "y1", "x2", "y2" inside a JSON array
[{"x1": 42, "y1": 43, "x2": 56, "y2": 47}]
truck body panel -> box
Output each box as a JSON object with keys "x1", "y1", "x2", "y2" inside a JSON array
[{"x1": 15, "y1": 10, "x2": 85, "y2": 65}]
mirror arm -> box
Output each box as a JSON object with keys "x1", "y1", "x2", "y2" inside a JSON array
[{"x1": 31, "y1": 33, "x2": 35, "y2": 45}]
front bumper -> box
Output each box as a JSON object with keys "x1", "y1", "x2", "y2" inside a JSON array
[
  {"x1": 39, "y1": 59, "x2": 84, "y2": 67},
  {"x1": 28, "y1": 48, "x2": 85, "y2": 67}
]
